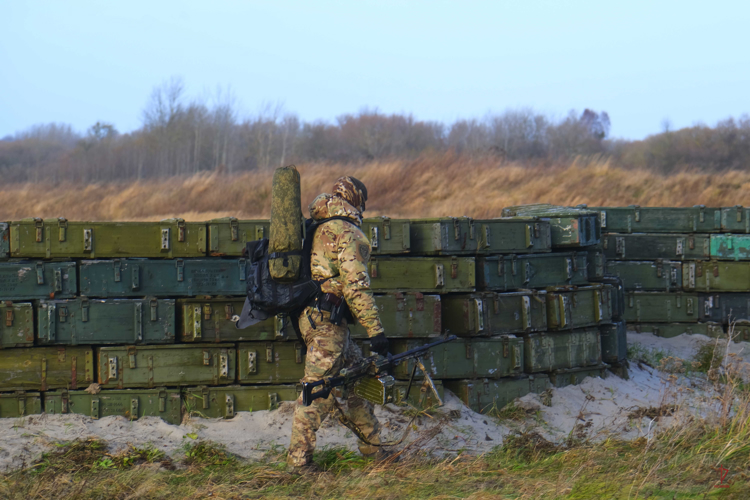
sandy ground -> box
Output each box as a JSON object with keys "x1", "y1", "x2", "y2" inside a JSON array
[{"x1": 0, "y1": 331, "x2": 748, "y2": 472}]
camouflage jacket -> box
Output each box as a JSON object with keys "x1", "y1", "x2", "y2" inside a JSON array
[{"x1": 308, "y1": 193, "x2": 384, "y2": 338}]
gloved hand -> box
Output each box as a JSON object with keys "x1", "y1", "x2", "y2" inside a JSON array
[{"x1": 368, "y1": 332, "x2": 389, "y2": 356}]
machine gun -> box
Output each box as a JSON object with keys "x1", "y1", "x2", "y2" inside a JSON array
[{"x1": 301, "y1": 335, "x2": 457, "y2": 408}]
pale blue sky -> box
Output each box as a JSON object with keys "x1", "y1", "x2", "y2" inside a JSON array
[{"x1": 1, "y1": 0, "x2": 748, "y2": 140}]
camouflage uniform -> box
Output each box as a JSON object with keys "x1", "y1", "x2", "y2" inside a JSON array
[{"x1": 287, "y1": 178, "x2": 384, "y2": 467}]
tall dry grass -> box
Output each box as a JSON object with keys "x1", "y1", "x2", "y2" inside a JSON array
[{"x1": 2, "y1": 156, "x2": 750, "y2": 221}]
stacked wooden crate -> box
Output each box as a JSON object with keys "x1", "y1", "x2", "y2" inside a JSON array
[
  {"x1": 587, "y1": 206, "x2": 750, "y2": 342},
  {"x1": 0, "y1": 212, "x2": 622, "y2": 421}
]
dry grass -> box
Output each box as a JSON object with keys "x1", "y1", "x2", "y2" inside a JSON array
[{"x1": 3, "y1": 155, "x2": 750, "y2": 221}]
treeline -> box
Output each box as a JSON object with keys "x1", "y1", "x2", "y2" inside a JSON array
[{"x1": 1, "y1": 77, "x2": 749, "y2": 182}]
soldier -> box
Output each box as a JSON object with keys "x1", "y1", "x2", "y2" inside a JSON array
[{"x1": 287, "y1": 176, "x2": 390, "y2": 470}]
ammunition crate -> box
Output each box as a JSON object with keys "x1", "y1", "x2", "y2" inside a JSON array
[
  {"x1": 589, "y1": 206, "x2": 722, "y2": 233},
  {"x1": 389, "y1": 337, "x2": 524, "y2": 380},
  {"x1": 546, "y1": 285, "x2": 613, "y2": 331},
  {"x1": 709, "y1": 234, "x2": 750, "y2": 261},
  {"x1": 603, "y1": 233, "x2": 710, "y2": 261},
  {"x1": 392, "y1": 380, "x2": 445, "y2": 409},
  {"x1": 179, "y1": 298, "x2": 295, "y2": 342},
  {"x1": 207, "y1": 218, "x2": 270, "y2": 256},
  {"x1": 407, "y1": 217, "x2": 552, "y2": 255},
  {"x1": 80, "y1": 258, "x2": 247, "y2": 297},
  {"x1": 501, "y1": 204, "x2": 601, "y2": 248},
  {"x1": 97, "y1": 344, "x2": 236, "y2": 389},
  {"x1": 607, "y1": 260, "x2": 682, "y2": 292},
  {"x1": 0, "y1": 261, "x2": 77, "y2": 300},
  {"x1": 368, "y1": 256, "x2": 475, "y2": 293},
  {"x1": 441, "y1": 291, "x2": 547, "y2": 337},
  {"x1": 721, "y1": 206, "x2": 750, "y2": 233},
  {"x1": 237, "y1": 342, "x2": 306, "y2": 384},
  {"x1": 698, "y1": 293, "x2": 750, "y2": 323},
  {"x1": 184, "y1": 385, "x2": 299, "y2": 418},
  {"x1": 350, "y1": 293, "x2": 442, "y2": 339},
  {"x1": 0, "y1": 391, "x2": 43, "y2": 418},
  {"x1": 523, "y1": 328, "x2": 602, "y2": 373},
  {"x1": 0, "y1": 301, "x2": 34, "y2": 347},
  {"x1": 10, "y1": 218, "x2": 206, "y2": 259},
  {"x1": 624, "y1": 292, "x2": 699, "y2": 323},
  {"x1": 43, "y1": 388, "x2": 182, "y2": 424},
  {"x1": 0, "y1": 346, "x2": 93, "y2": 391},
  {"x1": 361, "y1": 217, "x2": 411, "y2": 255},
  {"x1": 631, "y1": 322, "x2": 725, "y2": 339},
  {"x1": 477, "y1": 252, "x2": 589, "y2": 292},
  {"x1": 683, "y1": 261, "x2": 750, "y2": 292},
  {"x1": 445, "y1": 375, "x2": 550, "y2": 414},
  {"x1": 38, "y1": 298, "x2": 176, "y2": 345}
]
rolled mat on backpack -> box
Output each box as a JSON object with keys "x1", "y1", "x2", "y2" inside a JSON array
[{"x1": 269, "y1": 165, "x2": 303, "y2": 282}]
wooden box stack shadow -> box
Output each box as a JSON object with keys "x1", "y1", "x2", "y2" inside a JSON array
[{"x1": 0, "y1": 207, "x2": 626, "y2": 421}]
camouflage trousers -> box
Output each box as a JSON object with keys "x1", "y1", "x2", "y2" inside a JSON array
[{"x1": 287, "y1": 306, "x2": 381, "y2": 467}]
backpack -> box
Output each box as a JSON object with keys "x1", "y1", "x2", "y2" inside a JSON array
[{"x1": 233, "y1": 216, "x2": 354, "y2": 335}]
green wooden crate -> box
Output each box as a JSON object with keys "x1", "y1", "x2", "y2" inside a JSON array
[
  {"x1": 441, "y1": 291, "x2": 547, "y2": 337},
  {"x1": 0, "y1": 392, "x2": 42, "y2": 418},
  {"x1": 97, "y1": 344, "x2": 235, "y2": 389},
  {"x1": 631, "y1": 322, "x2": 725, "y2": 339},
  {"x1": 10, "y1": 218, "x2": 206, "y2": 258},
  {"x1": 178, "y1": 298, "x2": 295, "y2": 342},
  {"x1": 710, "y1": 234, "x2": 750, "y2": 261},
  {"x1": 207, "y1": 218, "x2": 270, "y2": 256},
  {"x1": 392, "y1": 380, "x2": 445, "y2": 409},
  {"x1": 38, "y1": 298, "x2": 175, "y2": 345},
  {"x1": 407, "y1": 217, "x2": 552, "y2": 255},
  {"x1": 721, "y1": 206, "x2": 750, "y2": 233},
  {"x1": 624, "y1": 292, "x2": 699, "y2": 323},
  {"x1": 43, "y1": 388, "x2": 183, "y2": 424},
  {"x1": 350, "y1": 293, "x2": 442, "y2": 339},
  {"x1": 699, "y1": 293, "x2": 750, "y2": 323},
  {"x1": 603, "y1": 233, "x2": 710, "y2": 261},
  {"x1": 57, "y1": 388, "x2": 181, "y2": 422},
  {"x1": 0, "y1": 301, "x2": 34, "y2": 348},
  {"x1": 600, "y1": 321, "x2": 627, "y2": 364},
  {"x1": 0, "y1": 223, "x2": 8, "y2": 260},
  {"x1": 501, "y1": 204, "x2": 600, "y2": 248},
  {"x1": 549, "y1": 365, "x2": 608, "y2": 388},
  {"x1": 80, "y1": 258, "x2": 247, "y2": 297},
  {"x1": 369, "y1": 256, "x2": 475, "y2": 293},
  {"x1": 184, "y1": 385, "x2": 298, "y2": 418},
  {"x1": 606, "y1": 260, "x2": 682, "y2": 291},
  {"x1": 444, "y1": 375, "x2": 550, "y2": 414},
  {"x1": 587, "y1": 206, "x2": 722, "y2": 233},
  {"x1": 477, "y1": 253, "x2": 589, "y2": 292},
  {"x1": 546, "y1": 285, "x2": 613, "y2": 330},
  {"x1": 523, "y1": 328, "x2": 601, "y2": 373},
  {"x1": 237, "y1": 341, "x2": 306, "y2": 384},
  {"x1": 0, "y1": 261, "x2": 77, "y2": 300},
  {"x1": 683, "y1": 261, "x2": 750, "y2": 292},
  {"x1": 361, "y1": 217, "x2": 411, "y2": 255},
  {"x1": 0, "y1": 346, "x2": 93, "y2": 391},
  {"x1": 389, "y1": 337, "x2": 524, "y2": 380}
]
